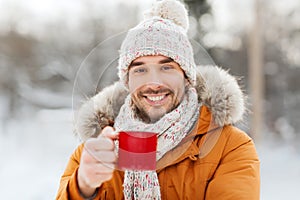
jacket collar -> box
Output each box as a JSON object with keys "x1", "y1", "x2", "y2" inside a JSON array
[
  {"x1": 75, "y1": 65, "x2": 246, "y2": 141},
  {"x1": 156, "y1": 105, "x2": 221, "y2": 170}
]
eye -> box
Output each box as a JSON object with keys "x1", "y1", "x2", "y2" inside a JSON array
[
  {"x1": 133, "y1": 66, "x2": 147, "y2": 74},
  {"x1": 161, "y1": 64, "x2": 174, "y2": 71}
]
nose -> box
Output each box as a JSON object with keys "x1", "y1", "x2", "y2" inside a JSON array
[
  {"x1": 146, "y1": 68, "x2": 163, "y2": 85},
  {"x1": 145, "y1": 82, "x2": 163, "y2": 91}
]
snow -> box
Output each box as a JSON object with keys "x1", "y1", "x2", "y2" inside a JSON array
[
  {"x1": 257, "y1": 138, "x2": 300, "y2": 199},
  {"x1": 1, "y1": 109, "x2": 300, "y2": 199},
  {"x1": 0, "y1": 109, "x2": 78, "y2": 199}
]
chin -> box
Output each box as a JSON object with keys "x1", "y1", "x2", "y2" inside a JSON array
[
  {"x1": 147, "y1": 110, "x2": 167, "y2": 122},
  {"x1": 135, "y1": 104, "x2": 175, "y2": 123}
]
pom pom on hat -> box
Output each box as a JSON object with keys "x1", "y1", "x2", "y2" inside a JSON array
[{"x1": 144, "y1": 0, "x2": 189, "y2": 32}]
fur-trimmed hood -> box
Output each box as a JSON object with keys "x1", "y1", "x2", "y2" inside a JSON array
[{"x1": 75, "y1": 65, "x2": 246, "y2": 141}]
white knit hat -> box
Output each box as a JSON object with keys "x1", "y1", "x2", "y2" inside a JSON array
[{"x1": 118, "y1": 0, "x2": 196, "y2": 86}]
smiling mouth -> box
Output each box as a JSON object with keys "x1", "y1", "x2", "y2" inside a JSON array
[
  {"x1": 147, "y1": 95, "x2": 164, "y2": 102},
  {"x1": 139, "y1": 87, "x2": 172, "y2": 104},
  {"x1": 143, "y1": 94, "x2": 169, "y2": 104}
]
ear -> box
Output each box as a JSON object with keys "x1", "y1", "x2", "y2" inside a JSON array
[
  {"x1": 184, "y1": 78, "x2": 191, "y2": 87},
  {"x1": 124, "y1": 74, "x2": 130, "y2": 88}
]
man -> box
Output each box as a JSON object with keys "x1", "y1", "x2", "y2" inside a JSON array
[{"x1": 56, "y1": 0, "x2": 260, "y2": 199}]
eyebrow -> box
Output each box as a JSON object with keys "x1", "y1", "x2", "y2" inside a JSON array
[
  {"x1": 159, "y1": 58, "x2": 174, "y2": 64},
  {"x1": 129, "y1": 57, "x2": 174, "y2": 67}
]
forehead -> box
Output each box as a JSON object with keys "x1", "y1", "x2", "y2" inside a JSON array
[{"x1": 132, "y1": 55, "x2": 173, "y2": 64}]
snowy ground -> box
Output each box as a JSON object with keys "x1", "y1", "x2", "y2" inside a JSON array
[
  {"x1": 0, "y1": 109, "x2": 299, "y2": 199},
  {"x1": 0, "y1": 109, "x2": 78, "y2": 200},
  {"x1": 257, "y1": 136, "x2": 300, "y2": 199}
]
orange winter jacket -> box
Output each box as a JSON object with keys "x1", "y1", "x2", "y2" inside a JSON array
[{"x1": 56, "y1": 106, "x2": 260, "y2": 200}]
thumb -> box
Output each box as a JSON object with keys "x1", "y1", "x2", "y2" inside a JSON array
[{"x1": 99, "y1": 126, "x2": 119, "y2": 140}]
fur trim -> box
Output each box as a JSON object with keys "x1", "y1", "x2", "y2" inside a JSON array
[
  {"x1": 74, "y1": 82, "x2": 128, "y2": 141},
  {"x1": 75, "y1": 66, "x2": 246, "y2": 141},
  {"x1": 195, "y1": 66, "x2": 245, "y2": 126}
]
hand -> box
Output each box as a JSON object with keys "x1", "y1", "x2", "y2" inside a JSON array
[{"x1": 77, "y1": 126, "x2": 118, "y2": 197}]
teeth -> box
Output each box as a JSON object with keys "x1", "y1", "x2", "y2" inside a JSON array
[{"x1": 148, "y1": 95, "x2": 164, "y2": 102}]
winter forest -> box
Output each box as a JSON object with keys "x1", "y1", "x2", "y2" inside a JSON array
[{"x1": 0, "y1": 0, "x2": 299, "y2": 199}]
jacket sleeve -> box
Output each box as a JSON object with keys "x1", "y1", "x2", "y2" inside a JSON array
[
  {"x1": 56, "y1": 143, "x2": 83, "y2": 199},
  {"x1": 205, "y1": 127, "x2": 260, "y2": 200},
  {"x1": 56, "y1": 143, "x2": 104, "y2": 200}
]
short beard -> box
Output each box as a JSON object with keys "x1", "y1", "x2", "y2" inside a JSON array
[
  {"x1": 130, "y1": 85, "x2": 187, "y2": 124},
  {"x1": 131, "y1": 97, "x2": 180, "y2": 124},
  {"x1": 133, "y1": 105, "x2": 153, "y2": 123}
]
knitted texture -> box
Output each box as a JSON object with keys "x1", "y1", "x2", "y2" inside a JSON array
[
  {"x1": 117, "y1": 0, "x2": 196, "y2": 86},
  {"x1": 114, "y1": 87, "x2": 200, "y2": 200}
]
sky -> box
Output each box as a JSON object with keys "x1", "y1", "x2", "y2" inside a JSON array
[
  {"x1": 0, "y1": 0, "x2": 251, "y2": 50},
  {"x1": 2, "y1": 0, "x2": 295, "y2": 50},
  {"x1": 0, "y1": 0, "x2": 298, "y2": 32},
  {"x1": 0, "y1": 0, "x2": 239, "y2": 36}
]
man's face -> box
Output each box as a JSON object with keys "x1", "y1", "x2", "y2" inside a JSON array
[{"x1": 128, "y1": 55, "x2": 187, "y2": 123}]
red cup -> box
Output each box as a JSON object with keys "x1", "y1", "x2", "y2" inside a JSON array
[{"x1": 118, "y1": 131, "x2": 157, "y2": 170}]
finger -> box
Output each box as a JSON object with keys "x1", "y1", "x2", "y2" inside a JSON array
[
  {"x1": 93, "y1": 163, "x2": 115, "y2": 173},
  {"x1": 100, "y1": 126, "x2": 119, "y2": 140},
  {"x1": 85, "y1": 137, "x2": 114, "y2": 151},
  {"x1": 84, "y1": 173, "x2": 114, "y2": 188},
  {"x1": 89, "y1": 151, "x2": 117, "y2": 163},
  {"x1": 83, "y1": 162, "x2": 115, "y2": 176},
  {"x1": 93, "y1": 173, "x2": 114, "y2": 184}
]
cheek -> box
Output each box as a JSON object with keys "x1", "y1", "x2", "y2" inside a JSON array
[
  {"x1": 168, "y1": 74, "x2": 185, "y2": 87},
  {"x1": 128, "y1": 76, "x2": 142, "y2": 94},
  {"x1": 169, "y1": 75, "x2": 184, "y2": 84},
  {"x1": 174, "y1": 77, "x2": 187, "y2": 100},
  {"x1": 128, "y1": 72, "x2": 185, "y2": 93},
  {"x1": 130, "y1": 93, "x2": 139, "y2": 105}
]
